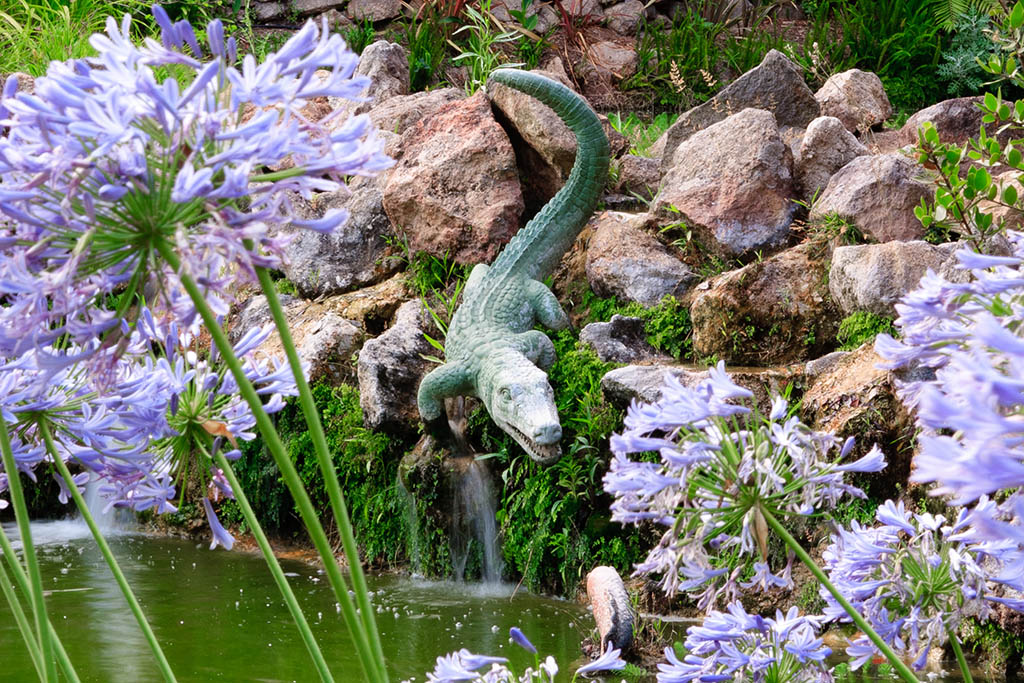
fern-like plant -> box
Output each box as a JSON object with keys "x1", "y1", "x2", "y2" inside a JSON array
[{"x1": 931, "y1": 0, "x2": 1000, "y2": 30}]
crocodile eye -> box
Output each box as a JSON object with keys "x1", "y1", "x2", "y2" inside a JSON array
[{"x1": 499, "y1": 387, "x2": 512, "y2": 402}]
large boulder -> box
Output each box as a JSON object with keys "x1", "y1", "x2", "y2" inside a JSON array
[
  {"x1": 800, "y1": 344, "x2": 914, "y2": 498},
  {"x1": 368, "y1": 88, "x2": 464, "y2": 136},
  {"x1": 382, "y1": 92, "x2": 524, "y2": 264},
  {"x1": 346, "y1": 0, "x2": 402, "y2": 21},
  {"x1": 899, "y1": 96, "x2": 1006, "y2": 147},
  {"x1": 809, "y1": 154, "x2": 931, "y2": 243},
  {"x1": 328, "y1": 40, "x2": 409, "y2": 118},
  {"x1": 292, "y1": 0, "x2": 343, "y2": 15},
  {"x1": 281, "y1": 179, "x2": 400, "y2": 298},
  {"x1": 828, "y1": 241, "x2": 959, "y2": 317},
  {"x1": 584, "y1": 40, "x2": 638, "y2": 81},
  {"x1": 690, "y1": 243, "x2": 838, "y2": 365},
  {"x1": 814, "y1": 69, "x2": 892, "y2": 134},
  {"x1": 585, "y1": 211, "x2": 698, "y2": 306},
  {"x1": 605, "y1": 0, "x2": 645, "y2": 34},
  {"x1": 653, "y1": 108, "x2": 796, "y2": 259},
  {"x1": 357, "y1": 300, "x2": 437, "y2": 434},
  {"x1": 794, "y1": 116, "x2": 868, "y2": 201},
  {"x1": 659, "y1": 50, "x2": 819, "y2": 169},
  {"x1": 614, "y1": 154, "x2": 661, "y2": 198},
  {"x1": 587, "y1": 566, "x2": 634, "y2": 653}
]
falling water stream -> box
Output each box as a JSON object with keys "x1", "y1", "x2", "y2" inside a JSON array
[{"x1": 450, "y1": 457, "x2": 504, "y2": 584}]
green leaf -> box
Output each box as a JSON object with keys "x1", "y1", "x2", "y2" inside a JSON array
[
  {"x1": 1000, "y1": 103, "x2": 1012, "y2": 120},
  {"x1": 1009, "y1": 148, "x2": 1023, "y2": 167},
  {"x1": 1012, "y1": 1, "x2": 1024, "y2": 28},
  {"x1": 985, "y1": 92, "x2": 999, "y2": 112},
  {"x1": 1005, "y1": 184, "x2": 1018, "y2": 205}
]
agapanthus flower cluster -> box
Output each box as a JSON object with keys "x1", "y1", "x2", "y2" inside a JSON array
[
  {"x1": 874, "y1": 232, "x2": 1024, "y2": 617},
  {"x1": 413, "y1": 626, "x2": 625, "y2": 682},
  {"x1": 657, "y1": 603, "x2": 833, "y2": 683},
  {"x1": 821, "y1": 500, "x2": 1024, "y2": 671},
  {"x1": 0, "y1": 6, "x2": 391, "y2": 359},
  {"x1": 0, "y1": 307, "x2": 297, "y2": 550},
  {"x1": 603, "y1": 362, "x2": 885, "y2": 607}
]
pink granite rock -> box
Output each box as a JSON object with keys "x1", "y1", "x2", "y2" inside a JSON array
[{"x1": 586, "y1": 566, "x2": 634, "y2": 653}]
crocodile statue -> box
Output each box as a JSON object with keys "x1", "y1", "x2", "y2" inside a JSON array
[{"x1": 416, "y1": 68, "x2": 610, "y2": 464}]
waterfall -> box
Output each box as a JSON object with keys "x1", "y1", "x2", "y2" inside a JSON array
[
  {"x1": 81, "y1": 474, "x2": 122, "y2": 533},
  {"x1": 450, "y1": 457, "x2": 504, "y2": 585},
  {"x1": 396, "y1": 473, "x2": 423, "y2": 577}
]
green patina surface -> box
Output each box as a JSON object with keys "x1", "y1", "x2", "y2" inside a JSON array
[{"x1": 416, "y1": 68, "x2": 609, "y2": 463}]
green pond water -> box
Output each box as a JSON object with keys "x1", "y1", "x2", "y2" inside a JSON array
[{"x1": 0, "y1": 521, "x2": 590, "y2": 682}]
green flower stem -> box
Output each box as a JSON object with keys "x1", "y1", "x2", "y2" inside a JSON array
[
  {"x1": 254, "y1": 263, "x2": 386, "y2": 672},
  {"x1": 212, "y1": 449, "x2": 335, "y2": 682},
  {"x1": 0, "y1": 526, "x2": 80, "y2": 683},
  {"x1": 947, "y1": 626, "x2": 973, "y2": 683},
  {"x1": 37, "y1": 421, "x2": 177, "y2": 683},
  {"x1": 154, "y1": 241, "x2": 383, "y2": 683},
  {"x1": 0, "y1": 417, "x2": 56, "y2": 682},
  {"x1": 0, "y1": 552, "x2": 44, "y2": 678},
  {"x1": 758, "y1": 504, "x2": 921, "y2": 683}
]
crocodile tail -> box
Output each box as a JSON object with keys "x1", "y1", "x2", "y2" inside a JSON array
[{"x1": 486, "y1": 68, "x2": 610, "y2": 281}]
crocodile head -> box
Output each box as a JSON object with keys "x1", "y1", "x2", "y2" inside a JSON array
[{"x1": 480, "y1": 360, "x2": 562, "y2": 464}]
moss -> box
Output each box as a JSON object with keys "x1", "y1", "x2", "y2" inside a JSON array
[{"x1": 837, "y1": 311, "x2": 897, "y2": 351}]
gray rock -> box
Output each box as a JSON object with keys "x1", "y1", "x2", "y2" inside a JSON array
[
  {"x1": 579, "y1": 315, "x2": 670, "y2": 363},
  {"x1": 795, "y1": 116, "x2": 868, "y2": 201},
  {"x1": 381, "y1": 92, "x2": 523, "y2": 265},
  {"x1": 253, "y1": 1, "x2": 287, "y2": 20},
  {"x1": 347, "y1": 0, "x2": 402, "y2": 20},
  {"x1": 585, "y1": 212, "x2": 698, "y2": 306},
  {"x1": 828, "y1": 241, "x2": 958, "y2": 317},
  {"x1": 357, "y1": 300, "x2": 436, "y2": 434},
  {"x1": 564, "y1": 0, "x2": 602, "y2": 17},
  {"x1": 653, "y1": 108, "x2": 796, "y2": 259},
  {"x1": 810, "y1": 153, "x2": 931, "y2": 243},
  {"x1": 814, "y1": 69, "x2": 892, "y2": 133},
  {"x1": 328, "y1": 41, "x2": 409, "y2": 118},
  {"x1": 292, "y1": 0, "x2": 343, "y2": 15},
  {"x1": 281, "y1": 179, "x2": 400, "y2": 299},
  {"x1": 585, "y1": 41, "x2": 637, "y2": 81},
  {"x1": 605, "y1": 0, "x2": 645, "y2": 34},
  {"x1": 660, "y1": 50, "x2": 819, "y2": 170},
  {"x1": 804, "y1": 351, "x2": 850, "y2": 379},
  {"x1": 899, "y1": 96, "x2": 1010, "y2": 147},
  {"x1": 231, "y1": 295, "x2": 362, "y2": 385},
  {"x1": 614, "y1": 154, "x2": 660, "y2": 198}
]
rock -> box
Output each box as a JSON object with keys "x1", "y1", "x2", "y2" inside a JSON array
[
  {"x1": 586, "y1": 566, "x2": 634, "y2": 654},
  {"x1": 828, "y1": 241, "x2": 958, "y2": 317},
  {"x1": 382, "y1": 92, "x2": 524, "y2": 265},
  {"x1": 660, "y1": 50, "x2": 819, "y2": 169},
  {"x1": 253, "y1": 1, "x2": 287, "y2": 20},
  {"x1": 585, "y1": 40, "x2": 637, "y2": 80},
  {"x1": 230, "y1": 296, "x2": 362, "y2": 385},
  {"x1": 368, "y1": 87, "x2": 463, "y2": 136},
  {"x1": 488, "y1": 68, "x2": 579, "y2": 205},
  {"x1": 580, "y1": 315, "x2": 670, "y2": 364},
  {"x1": 357, "y1": 300, "x2": 437, "y2": 434},
  {"x1": 347, "y1": 0, "x2": 402, "y2": 21},
  {"x1": 814, "y1": 69, "x2": 892, "y2": 134},
  {"x1": 614, "y1": 154, "x2": 661, "y2": 198},
  {"x1": 280, "y1": 180, "x2": 400, "y2": 299},
  {"x1": 804, "y1": 351, "x2": 849, "y2": 379},
  {"x1": 0, "y1": 72, "x2": 33, "y2": 95},
  {"x1": 794, "y1": 116, "x2": 868, "y2": 201},
  {"x1": 899, "y1": 96, "x2": 1005, "y2": 147},
  {"x1": 565, "y1": 0, "x2": 602, "y2": 16},
  {"x1": 653, "y1": 108, "x2": 796, "y2": 259},
  {"x1": 809, "y1": 154, "x2": 931, "y2": 243},
  {"x1": 690, "y1": 243, "x2": 838, "y2": 365},
  {"x1": 319, "y1": 8, "x2": 353, "y2": 30},
  {"x1": 605, "y1": 0, "x2": 645, "y2": 34},
  {"x1": 585, "y1": 212, "x2": 698, "y2": 306},
  {"x1": 292, "y1": 0, "x2": 343, "y2": 15},
  {"x1": 801, "y1": 344, "x2": 914, "y2": 498},
  {"x1": 328, "y1": 40, "x2": 409, "y2": 118},
  {"x1": 600, "y1": 363, "x2": 801, "y2": 412}
]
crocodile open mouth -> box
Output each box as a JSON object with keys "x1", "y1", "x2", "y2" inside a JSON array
[{"x1": 499, "y1": 420, "x2": 562, "y2": 464}]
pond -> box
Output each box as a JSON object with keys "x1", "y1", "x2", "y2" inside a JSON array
[{"x1": 0, "y1": 521, "x2": 588, "y2": 682}]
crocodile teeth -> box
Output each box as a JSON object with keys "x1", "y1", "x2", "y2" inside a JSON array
[{"x1": 501, "y1": 421, "x2": 562, "y2": 464}]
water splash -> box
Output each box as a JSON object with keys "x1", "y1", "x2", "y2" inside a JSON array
[
  {"x1": 450, "y1": 457, "x2": 504, "y2": 585},
  {"x1": 396, "y1": 472, "x2": 423, "y2": 577}
]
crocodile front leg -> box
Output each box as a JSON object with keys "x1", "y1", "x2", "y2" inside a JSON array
[
  {"x1": 525, "y1": 278, "x2": 569, "y2": 331},
  {"x1": 417, "y1": 361, "x2": 474, "y2": 445}
]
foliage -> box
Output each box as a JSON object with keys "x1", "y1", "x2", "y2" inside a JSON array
[
  {"x1": 344, "y1": 17, "x2": 377, "y2": 55},
  {"x1": 931, "y1": 0, "x2": 1001, "y2": 31},
  {"x1": 450, "y1": 0, "x2": 521, "y2": 94},
  {"x1": 607, "y1": 111, "x2": 679, "y2": 158},
  {"x1": 802, "y1": 212, "x2": 867, "y2": 247},
  {"x1": 836, "y1": 312, "x2": 897, "y2": 351},
  {"x1": 938, "y1": 9, "x2": 998, "y2": 95},
  {"x1": 400, "y1": 2, "x2": 450, "y2": 91},
  {"x1": 576, "y1": 290, "x2": 695, "y2": 361}
]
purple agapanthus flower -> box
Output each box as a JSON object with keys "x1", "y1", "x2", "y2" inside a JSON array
[
  {"x1": 657, "y1": 602, "x2": 831, "y2": 683},
  {"x1": 604, "y1": 362, "x2": 885, "y2": 607},
  {"x1": 0, "y1": 5, "x2": 392, "y2": 359}
]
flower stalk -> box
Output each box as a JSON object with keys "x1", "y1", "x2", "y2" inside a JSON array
[
  {"x1": 0, "y1": 545, "x2": 44, "y2": 678},
  {"x1": 156, "y1": 241, "x2": 386, "y2": 683},
  {"x1": 947, "y1": 626, "x2": 973, "y2": 683},
  {"x1": 758, "y1": 503, "x2": 920, "y2": 683}
]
